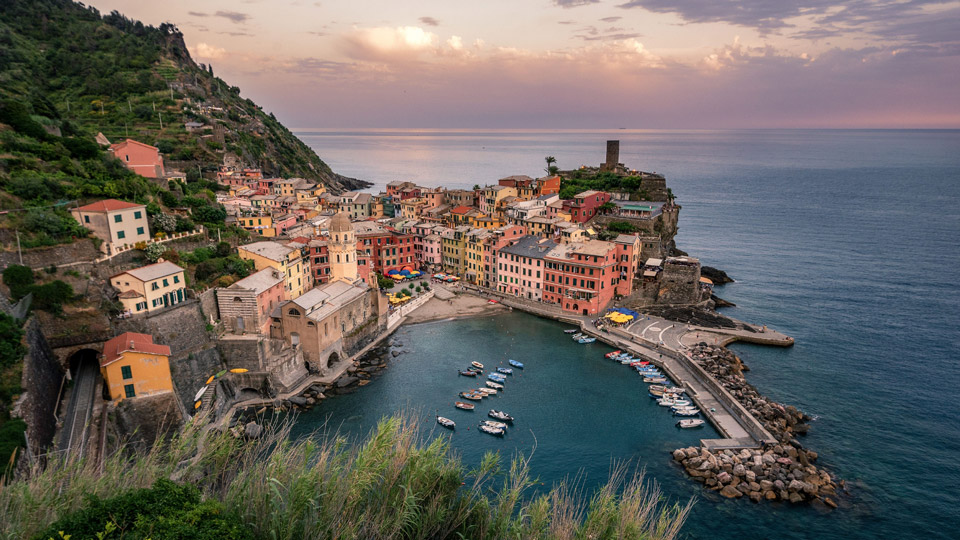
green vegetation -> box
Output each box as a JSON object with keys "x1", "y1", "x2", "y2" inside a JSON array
[
  {"x1": 1, "y1": 265, "x2": 73, "y2": 314},
  {"x1": 606, "y1": 221, "x2": 639, "y2": 234},
  {"x1": 0, "y1": 415, "x2": 690, "y2": 539},
  {"x1": 174, "y1": 243, "x2": 252, "y2": 288},
  {"x1": 545, "y1": 155, "x2": 558, "y2": 176},
  {"x1": 376, "y1": 273, "x2": 395, "y2": 289},
  {"x1": 0, "y1": 313, "x2": 26, "y2": 478},
  {"x1": 558, "y1": 171, "x2": 649, "y2": 200}
]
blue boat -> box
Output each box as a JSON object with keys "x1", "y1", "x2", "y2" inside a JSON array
[
  {"x1": 487, "y1": 373, "x2": 506, "y2": 382},
  {"x1": 577, "y1": 337, "x2": 596, "y2": 344},
  {"x1": 508, "y1": 359, "x2": 524, "y2": 369},
  {"x1": 497, "y1": 367, "x2": 512, "y2": 375}
]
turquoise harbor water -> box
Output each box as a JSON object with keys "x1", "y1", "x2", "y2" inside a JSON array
[{"x1": 292, "y1": 129, "x2": 960, "y2": 539}]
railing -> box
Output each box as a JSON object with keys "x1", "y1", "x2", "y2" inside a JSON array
[{"x1": 96, "y1": 226, "x2": 206, "y2": 262}]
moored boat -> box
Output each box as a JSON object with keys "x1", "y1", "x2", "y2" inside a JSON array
[
  {"x1": 571, "y1": 333, "x2": 584, "y2": 340},
  {"x1": 454, "y1": 401, "x2": 475, "y2": 410},
  {"x1": 644, "y1": 376, "x2": 667, "y2": 383},
  {"x1": 508, "y1": 359, "x2": 524, "y2": 369},
  {"x1": 478, "y1": 387, "x2": 496, "y2": 395},
  {"x1": 478, "y1": 424, "x2": 505, "y2": 436},
  {"x1": 677, "y1": 419, "x2": 705, "y2": 428},
  {"x1": 459, "y1": 369, "x2": 478, "y2": 377},
  {"x1": 482, "y1": 420, "x2": 508, "y2": 430},
  {"x1": 437, "y1": 416, "x2": 456, "y2": 429},
  {"x1": 489, "y1": 409, "x2": 514, "y2": 422},
  {"x1": 487, "y1": 373, "x2": 506, "y2": 382},
  {"x1": 658, "y1": 398, "x2": 676, "y2": 406},
  {"x1": 578, "y1": 337, "x2": 596, "y2": 344},
  {"x1": 485, "y1": 381, "x2": 504, "y2": 390},
  {"x1": 674, "y1": 409, "x2": 700, "y2": 416},
  {"x1": 604, "y1": 350, "x2": 622, "y2": 359},
  {"x1": 564, "y1": 329, "x2": 579, "y2": 334},
  {"x1": 496, "y1": 367, "x2": 512, "y2": 375},
  {"x1": 670, "y1": 400, "x2": 691, "y2": 407},
  {"x1": 459, "y1": 392, "x2": 483, "y2": 401},
  {"x1": 471, "y1": 361, "x2": 484, "y2": 369}
]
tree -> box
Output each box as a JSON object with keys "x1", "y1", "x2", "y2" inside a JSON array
[
  {"x1": 151, "y1": 213, "x2": 176, "y2": 233},
  {"x1": 606, "y1": 221, "x2": 638, "y2": 234},
  {"x1": 2, "y1": 265, "x2": 35, "y2": 300},
  {"x1": 472, "y1": 184, "x2": 481, "y2": 191},
  {"x1": 599, "y1": 202, "x2": 617, "y2": 215},
  {"x1": 143, "y1": 242, "x2": 166, "y2": 262},
  {"x1": 376, "y1": 274, "x2": 395, "y2": 289},
  {"x1": 545, "y1": 156, "x2": 557, "y2": 175}
]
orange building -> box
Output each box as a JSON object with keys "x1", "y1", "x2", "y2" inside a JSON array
[
  {"x1": 108, "y1": 139, "x2": 165, "y2": 178},
  {"x1": 100, "y1": 332, "x2": 173, "y2": 401}
]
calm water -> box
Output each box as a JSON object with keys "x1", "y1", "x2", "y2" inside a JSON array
[{"x1": 293, "y1": 129, "x2": 960, "y2": 539}]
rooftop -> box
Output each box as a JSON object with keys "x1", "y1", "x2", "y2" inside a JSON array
[
  {"x1": 74, "y1": 199, "x2": 144, "y2": 213},
  {"x1": 239, "y1": 241, "x2": 295, "y2": 262},
  {"x1": 101, "y1": 332, "x2": 170, "y2": 367},
  {"x1": 291, "y1": 280, "x2": 369, "y2": 321},
  {"x1": 499, "y1": 235, "x2": 557, "y2": 260},
  {"x1": 229, "y1": 267, "x2": 284, "y2": 295},
  {"x1": 113, "y1": 261, "x2": 184, "y2": 282},
  {"x1": 548, "y1": 239, "x2": 615, "y2": 259}
]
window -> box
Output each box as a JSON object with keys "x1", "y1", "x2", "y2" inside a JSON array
[
  {"x1": 84, "y1": 215, "x2": 90, "y2": 223},
  {"x1": 121, "y1": 366, "x2": 133, "y2": 380},
  {"x1": 124, "y1": 384, "x2": 136, "y2": 398},
  {"x1": 134, "y1": 211, "x2": 142, "y2": 219},
  {"x1": 152, "y1": 282, "x2": 159, "y2": 291},
  {"x1": 114, "y1": 214, "x2": 123, "y2": 223},
  {"x1": 136, "y1": 227, "x2": 144, "y2": 235},
  {"x1": 117, "y1": 230, "x2": 126, "y2": 239},
  {"x1": 173, "y1": 275, "x2": 180, "y2": 283},
  {"x1": 162, "y1": 278, "x2": 169, "y2": 287}
]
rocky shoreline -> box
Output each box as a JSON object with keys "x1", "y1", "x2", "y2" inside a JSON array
[{"x1": 672, "y1": 344, "x2": 841, "y2": 507}]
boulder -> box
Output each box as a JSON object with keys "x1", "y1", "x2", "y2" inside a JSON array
[
  {"x1": 288, "y1": 396, "x2": 307, "y2": 407},
  {"x1": 761, "y1": 453, "x2": 776, "y2": 465},
  {"x1": 788, "y1": 479, "x2": 806, "y2": 492},
  {"x1": 745, "y1": 470, "x2": 756, "y2": 483},
  {"x1": 789, "y1": 492, "x2": 805, "y2": 504},
  {"x1": 764, "y1": 490, "x2": 777, "y2": 501},
  {"x1": 749, "y1": 491, "x2": 763, "y2": 503},
  {"x1": 335, "y1": 376, "x2": 359, "y2": 388},
  {"x1": 760, "y1": 480, "x2": 774, "y2": 491},
  {"x1": 733, "y1": 464, "x2": 746, "y2": 477},
  {"x1": 823, "y1": 497, "x2": 838, "y2": 509},
  {"x1": 673, "y1": 449, "x2": 687, "y2": 462},
  {"x1": 716, "y1": 471, "x2": 732, "y2": 484},
  {"x1": 244, "y1": 421, "x2": 262, "y2": 438},
  {"x1": 305, "y1": 397, "x2": 315, "y2": 405},
  {"x1": 720, "y1": 485, "x2": 743, "y2": 498}
]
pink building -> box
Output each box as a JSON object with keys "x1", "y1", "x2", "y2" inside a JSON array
[
  {"x1": 272, "y1": 213, "x2": 298, "y2": 237},
  {"x1": 562, "y1": 190, "x2": 611, "y2": 224},
  {"x1": 217, "y1": 267, "x2": 287, "y2": 335},
  {"x1": 419, "y1": 234, "x2": 443, "y2": 269},
  {"x1": 496, "y1": 235, "x2": 556, "y2": 301},
  {"x1": 542, "y1": 240, "x2": 620, "y2": 316},
  {"x1": 482, "y1": 224, "x2": 526, "y2": 288},
  {"x1": 613, "y1": 234, "x2": 641, "y2": 297},
  {"x1": 109, "y1": 139, "x2": 165, "y2": 178}
]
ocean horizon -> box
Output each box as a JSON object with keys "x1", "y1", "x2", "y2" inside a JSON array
[{"x1": 292, "y1": 127, "x2": 960, "y2": 539}]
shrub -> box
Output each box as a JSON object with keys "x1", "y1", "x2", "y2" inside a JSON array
[
  {"x1": 606, "y1": 221, "x2": 638, "y2": 234},
  {"x1": 143, "y1": 242, "x2": 166, "y2": 263},
  {"x1": 29, "y1": 280, "x2": 73, "y2": 313},
  {"x1": 0, "y1": 313, "x2": 25, "y2": 369},
  {"x1": 0, "y1": 417, "x2": 27, "y2": 478},
  {"x1": 151, "y1": 213, "x2": 177, "y2": 233},
  {"x1": 2, "y1": 265, "x2": 35, "y2": 300},
  {"x1": 376, "y1": 274, "x2": 395, "y2": 289},
  {"x1": 214, "y1": 241, "x2": 231, "y2": 258}
]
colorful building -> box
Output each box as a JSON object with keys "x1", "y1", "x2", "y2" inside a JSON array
[
  {"x1": 216, "y1": 267, "x2": 287, "y2": 335},
  {"x1": 239, "y1": 213, "x2": 276, "y2": 237},
  {"x1": 562, "y1": 190, "x2": 611, "y2": 224},
  {"x1": 108, "y1": 139, "x2": 165, "y2": 178},
  {"x1": 100, "y1": 332, "x2": 172, "y2": 401},
  {"x1": 238, "y1": 241, "x2": 310, "y2": 298},
  {"x1": 111, "y1": 261, "x2": 187, "y2": 315},
  {"x1": 542, "y1": 240, "x2": 620, "y2": 315},
  {"x1": 496, "y1": 236, "x2": 556, "y2": 301},
  {"x1": 71, "y1": 199, "x2": 151, "y2": 253}
]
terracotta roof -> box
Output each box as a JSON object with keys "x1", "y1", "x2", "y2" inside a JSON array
[
  {"x1": 101, "y1": 332, "x2": 170, "y2": 367},
  {"x1": 112, "y1": 261, "x2": 184, "y2": 282},
  {"x1": 74, "y1": 199, "x2": 145, "y2": 213},
  {"x1": 109, "y1": 139, "x2": 159, "y2": 152},
  {"x1": 451, "y1": 205, "x2": 472, "y2": 214}
]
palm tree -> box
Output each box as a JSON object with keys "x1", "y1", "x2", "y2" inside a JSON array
[{"x1": 544, "y1": 156, "x2": 557, "y2": 175}]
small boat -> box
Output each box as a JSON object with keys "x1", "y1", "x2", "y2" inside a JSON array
[
  {"x1": 455, "y1": 401, "x2": 475, "y2": 410},
  {"x1": 487, "y1": 373, "x2": 506, "y2": 382},
  {"x1": 193, "y1": 386, "x2": 207, "y2": 402},
  {"x1": 674, "y1": 409, "x2": 700, "y2": 416},
  {"x1": 459, "y1": 370, "x2": 478, "y2": 377},
  {"x1": 649, "y1": 391, "x2": 664, "y2": 398},
  {"x1": 620, "y1": 358, "x2": 636, "y2": 365},
  {"x1": 472, "y1": 361, "x2": 484, "y2": 369},
  {"x1": 670, "y1": 400, "x2": 691, "y2": 407},
  {"x1": 205, "y1": 375, "x2": 215, "y2": 385},
  {"x1": 578, "y1": 337, "x2": 596, "y2": 344},
  {"x1": 229, "y1": 368, "x2": 249, "y2": 374},
  {"x1": 489, "y1": 409, "x2": 514, "y2": 422},
  {"x1": 216, "y1": 369, "x2": 227, "y2": 378},
  {"x1": 649, "y1": 385, "x2": 666, "y2": 392},
  {"x1": 437, "y1": 416, "x2": 456, "y2": 429},
  {"x1": 478, "y1": 387, "x2": 496, "y2": 395},
  {"x1": 605, "y1": 350, "x2": 622, "y2": 359},
  {"x1": 658, "y1": 398, "x2": 676, "y2": 406},
  {"x1": 497, "y1": 367, "x2": 512, "y2": 375},
  {"x1": 508, "y1": 359, "x2": 524, "y2": 369},
  {"x1": 485, "y1": 381, "x2": 503, "y2": 390},
  {"x1": 194, "y1": 400, "x2": 202, "y2": 409},
  {"x1": 571, "y1": 333, "x2": 584, "y2": 340},
  {"x1": 564, "y1": 329, "x2": 579, "y2": 334},
  {"x1": 677, "y1": 419, "x2": 705, "y2": 429},
  {"x1": 644, "y1": 377, "x2": 667, "y2": 383},
  {"x1": 459, "y1": 392, "x2": 483, "y2": 401},
  {"x1": 482, "y1": 420, "x2": 508, "y2": 430},
  {"x1": 478, "y1": 424, "x2": 505, "y2": 436}
]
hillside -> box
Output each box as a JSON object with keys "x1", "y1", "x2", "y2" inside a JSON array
[{"x1": 0, "y1": 0, "x2": 368, "y2": 200}]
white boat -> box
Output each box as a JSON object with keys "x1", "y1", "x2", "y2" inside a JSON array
[
  {"x1": 674, "y1": 409, "x2": 700, "y2": 416},
  {"x1": 471, "y1": 361, "x2": 484, "y2": 369},
  {"x1": 478, "y1": 387, "x2": 497, "y2": 395},
  {"x1": 489, "y1": 409, "x2": 514, "y2": 422},
  {"x1": 478, "y1": 424, "x2": 505, "y2": 436},
  {"x1": 496, "y1": 367, "x2": 512, "y2": 375},
  {"x1": 437, "y1": 416, "x2": 456, "y2": 429},
  {"x1": 658, "y1": 398, "x2": 676, "y2": 406},
  {"x1": 578, "y1": 337, "x2": 596, "y2": 344},
  {"x1": 193, "y1": 386, "x2": 207, "y2": 402},
  {"x1": 644, "y1": 377, "x2": 668, "y2": 383},
  {"x1": 572, "y1": 333, "x2": 584, "y2": 340},
  {"x1": 670, "y1": 400, "x2": 691, "y2": 407},
  {"x1": 563, "y1": 329, "x2": 579, "y2": 334},
  {"x1": 482, "y1": 420, "x2": 508, "y2": 430},
  {"x1": 677, "y1": 419, "x2": 705, "y2": 428},
  {"x1": 485, "y1": 381, "x2": 503, "y2": 390}
]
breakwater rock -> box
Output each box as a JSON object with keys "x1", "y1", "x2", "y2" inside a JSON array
[
  {"x1": 701, "y1": 266, "x2": 734, "y2": 285},
  {"x1": 675, "y1": 344, "x2": 839, "y2": 506}
]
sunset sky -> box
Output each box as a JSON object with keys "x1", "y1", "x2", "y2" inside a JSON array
[{"x1": 88, "y1": 0, "x2": 960, "y2": 129}]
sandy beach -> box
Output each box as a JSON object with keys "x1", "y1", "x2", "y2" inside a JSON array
[{"x1": 403, "y1": 288, "x2": 506, "y2": 324}]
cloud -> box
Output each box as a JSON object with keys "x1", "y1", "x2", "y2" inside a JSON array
[
  {"x1": 190, "y1": 43, "x2": 227, "y2": 59},
  {"x1": 219, "y1": 31, "x2": 253, "y2": 37},
  {"x1": 554, "y1": 0, "x2": 600, "y2": 7},
  {"x1": 341, "y1": 26, "x2": 439, "y2": 61},
  {"x1": 600, "y1": 16, "x2": 622, "y2": 22},
  {"x1": 214, "y1": 10, "x2": 251, "y2": 24},
  {"x1": 419, "y1": 16, "x2": 440, "y2": 27},
  {"x1": 574, "y1": 25, "x2": 642, "y2": 41},
  {"x1": 188, "y1": 11, "x2": 208, "y2": 17},
  {"x1": 557, "y1": 20, "x2": 576, "y2": 25}
]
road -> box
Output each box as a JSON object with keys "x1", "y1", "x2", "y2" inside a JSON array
[{"x1": 58, "y1": 358, "x2": 98, "y2": 460}]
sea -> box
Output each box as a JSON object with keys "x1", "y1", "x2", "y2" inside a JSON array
[{"x1": 290, "y1": 129, "x2": 960, "y2": 540}]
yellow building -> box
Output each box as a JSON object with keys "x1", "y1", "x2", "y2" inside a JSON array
[
  {"x1": 464, "y1": 229, "x2": 489, "y2": 285},
  {"x1": 238, "y1": 241, "x2": 310, "y2": 298},
  {"x1": 100, "y1": 332, "x2": 172, "y2": 401},
  {"x1": 111, "y1": 261, "x2": 187, "y2": 315},
  {"x1": 239, "y1": 214, "x2": 276, "y2": 237}
]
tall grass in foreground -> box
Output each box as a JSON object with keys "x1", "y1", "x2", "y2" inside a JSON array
[{"x1": 0, "y1": 413, "x2": 691, "y2": 539}]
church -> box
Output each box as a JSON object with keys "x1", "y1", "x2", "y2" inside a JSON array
[{"x1": 269, "y1": 212, "x2": 388, "y2": 372}]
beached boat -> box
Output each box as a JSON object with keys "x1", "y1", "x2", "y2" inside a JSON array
[
  {"x1": 564, "y1": 329, "x2": 579, "y2": 334},
  {"x1": 471, "y1": 361, "x2": 484, "y2": 369},
  {"x1": 437, "y1": 416, "x2": 456, "y2": 429},
  {"x1": 478, "y1": 424, "x2": 505, "y2": 436},
  {"x1": 677, "y1": 419, "x2": 705, "y2": 428},
  {"x1": 193, "y1": 386, "x2": 207, "y2": 402},
  {"x1": 454, "y1": 401, "x2": 475, "y2": 410},
  {"x1": 482, "y1": 420, "x2": 508, "y2": 430},
  {"x1": 508, "y1": 359, "x2": 524, "y2": 368},
  {"x1": 459, "y1": 392, "x2": 483, "y2": 401},
  {"x1": 229, "y1": 368, "x2": 248, "y2": 374},
  {"x1": 605, "y1": 350, "x2": 622, "y2": 359},
  {"x1": 459, "y1": 369, "x2": 478, "y2": 377},
  {"x1": 488, "y1": 409, "x2": 514, "y2": 422},
  {"x1": 578, "y1": 337, "x2": 596, "y2": 344},
  {"x1": 485, "y1": 381, "x2": 503, "y2": 390},
  {"x1": 496, "y1": 367, "x2": 512, "y2": 375}
]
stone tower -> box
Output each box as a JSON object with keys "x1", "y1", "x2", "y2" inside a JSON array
[
  {"x1": 329, "y1": 211, "x2": 358, "y2": 284},
  {"x1": 601, "y1": 140, "x2": 620, "y2": 172}
]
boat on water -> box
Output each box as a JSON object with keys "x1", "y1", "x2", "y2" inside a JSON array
[
  {"x1": 674, "y1": 409, "x2": 700, "y2": 416},
  {"x1": 472, "y1": 361, "x2": 484, "y2": 369},
  {"x1": 677, "y1": 419, "x2": 705, "y2": 429},
  {"x1": 497, "y1": 367, "x2": 512, "y2": 375},
  {"x1": 485, "y1": 381, "x2": 504, "y2": 390},
  {"x1": 644, "y1": 377, "x2": 667, "y2": 383},
  {"x1": 578, "y1": 337, "x2": 596, "y2": 344},
  {"x1": 487, "y1": 373, "x2": 506, "y2": 382},
  {"x1": 571, "y1": 333, "x2": 584, "y2": 340},
  {"x1": 459, "y1": 369, "x2": 478, "y2": 377},
  {"x1": 630, "y1": 361, "x2": 649, "y2": 367},
  {"x1": 605, "y1": 350, "x2": 622, "y2": 359},
  {"x1": 482, "y1": 420, "x2": 508, "y2": 430},
  {"x1": 671, "y1": 400, "x2": 691, "y2": 407},
  {"x1": 455, "y1": 401, "x2": 475, "y2": 410},
  {"x1": 508, "y1": 359, "x2": 524, "y2": 369},
  {"x1": 564, "y1": 329, "x2": 579, "y2": 334},
  {"x1": 619, "y1": 358, "x2": 636, "y2": 364},
  {"x1": 478, "y1": 424, "x2": 505, "y2": 436},
  {"x1": 478, "y1": 387, "x2": 496, "y2": 395},
  {"x1": 658, "y1": 398, "x2": 676, "y2": 406},
  {"x1": 489, "y1": 409, "x2": 514, "y2": 422},
  {"x1": 437, "y1": 416, "x2": 456, "y2": 429},
  {"x1": 459, "y1": 392, "x2": 483, "y2": 401}
]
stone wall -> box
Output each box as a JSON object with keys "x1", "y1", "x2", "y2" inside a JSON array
[
  {"x1": 639, "y1": 175, "x2": 668, "y2": 201},
  {"x1": 659, "y1": 260, "x2": 702, "y2": 305},
  {"x1": 0, "y1": 237, "x2": 100, "y2": 270},
  {"x1": 198, "y1": 288, "x2": 218, "y2": 325},
  {"x1": 17, "y1": 317, "x2": 65, "y2": 458},
  {"x1": 113, "y1": 300, "x2": 212, "y2": 358},
  {"x1": 169, "y1": 346, "x2": 222, "y2": 416}
]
